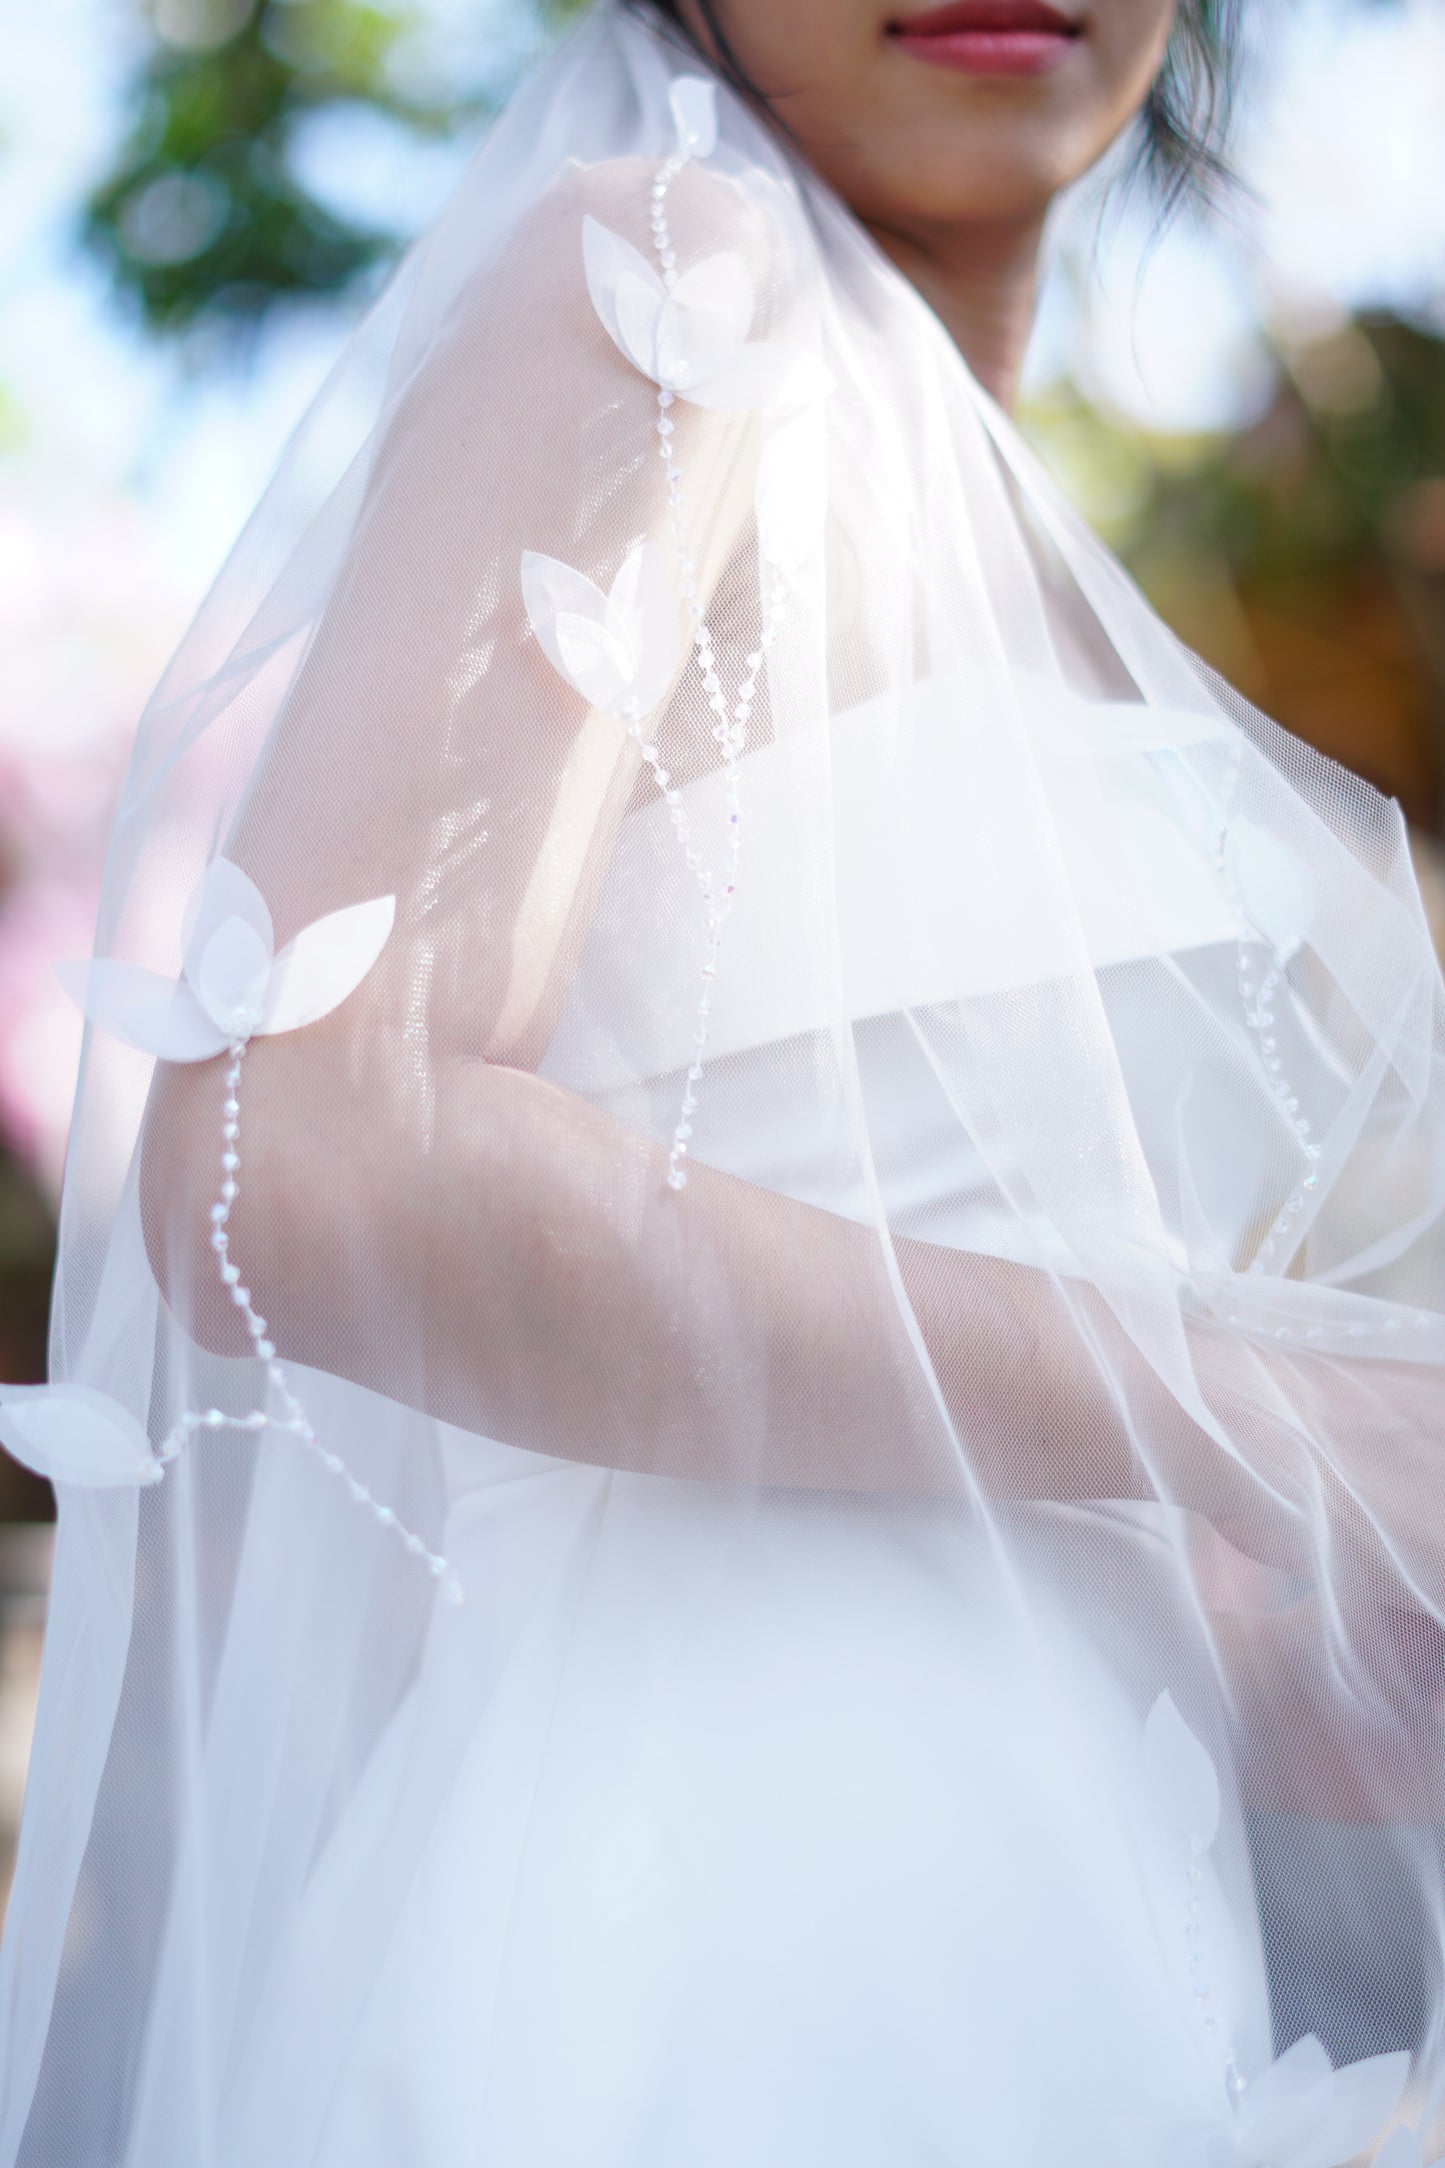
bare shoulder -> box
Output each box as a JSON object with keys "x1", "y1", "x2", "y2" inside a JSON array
[{"x1": 524, "y1": 153, "x2": 779, "y2": 291}]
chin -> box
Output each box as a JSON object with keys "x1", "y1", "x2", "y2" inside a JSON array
[{"x1": 852, "y1": 135, "x2": 1085, "y2": 229}]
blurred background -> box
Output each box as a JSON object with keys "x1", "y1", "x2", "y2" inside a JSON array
[{"x1": 2, "y1": 0, "x2": 1445, "y2": 1908}]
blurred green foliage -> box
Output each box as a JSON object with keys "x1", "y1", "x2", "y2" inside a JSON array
[
  {"x1": 85, "y1": 0, "x2": 605, "y2": 334},
  {"x1": 86, "y1": 0, "x2": 479, "y2": 331},
  {"x1": 1031, "y1": 314, "x2": 1445, "y2": 583},
  {"x1": 1027, "y1": 311, "x2": 1445, "y2": 826}
]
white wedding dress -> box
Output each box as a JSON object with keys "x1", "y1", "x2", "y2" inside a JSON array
[
  {"x1": 7, "y1": 30, "x2": 1440, "y2": 2167},
  {"x1": 201, "y1": 681, "x2": 1278, "y2": 2167}
]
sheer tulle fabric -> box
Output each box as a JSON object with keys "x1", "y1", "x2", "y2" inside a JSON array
[{"x1": 2, "y1": 6, "x2": 1444, "y2": 2162}]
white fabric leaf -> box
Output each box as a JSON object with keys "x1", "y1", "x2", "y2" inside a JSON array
[
  {"x1": 580, "y1": 214, "x2": 822, "y2": 413},
  {"x1": 53, "y1": 958, "x2": 231, "y2": 1062},
  {"x1": 259, "y1": 895, "x2": 397, "y2": 1036},
  {"x1": 552, "y1": 611, "x2": 637, "y2": 706},
  {"x1": 60, "y1": 867, "x2": 395, "y2": 1058},
  {"x1": 521, "y1": 550, "x2": 613, "y2": 683},
  {"x1": 1143, "y1": 1690, "x2": 1221, "y2": 1852},
  {"x1": 613, "y1": 270, "x2": 666, "y2": 380},
  {"x1": 1286, "y1": 2052, "x2": 1411, "y2": 2168},
  {"x1": 1374, "y1": 2129, "x2": 1434, "y2": 2168},
  {"x1": 521, "y1": 552, "x2": 637, "y2": 711},
  {"x1": 522, "y1": 545, "x2": 678, "y2": 718},
  {"x1": 669, "y1": 74, "x2": 718, "y2": 158},
  {"x1": 686, "y1": 341, "x2": 833, "y2": 413},
  {"x1": 1237, "y1": 2034, "x2": 1333, "y2": 2122},
  {"x1": 656, "y1": 252, "x2": 753, "y2": 389},
  {"x1": 182, "y1": 858, "x2": 275, "y2": 992},
  {"x1": 0, "y1": 1383, "x2": 162, "y2": 1490},
  {"x1": 1233, "y1": 2036, "x2": 1335, "y2": 2167},
  {"x1": 756, "y1": 411, "x2": 829, "y2": 571},
  {"x1": 582, "y1": 216, "x2": 664, "y2": 376},
  {"x1": 193, "y1": 915, "x2": 273, "y2": 1038}
]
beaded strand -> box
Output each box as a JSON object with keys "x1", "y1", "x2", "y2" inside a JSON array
[
  {"x1": 1207, "y1": 743, "x2": 1437, "y2": 1350},
  {"x1": 1209, "y1": 739, "x2": 1322, "y2": 1274},
  {"x1": 647, "y1": 145, "x2": 788, "y2": 1190},
  {"x1": 1182, "y1": 1834, "x2": 1246, "y2": 2106},
  {"x1": 158, "y1": 1038, "x2": 462, "y2": 1601}
]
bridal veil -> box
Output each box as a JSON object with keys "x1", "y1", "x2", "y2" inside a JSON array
[{"x1": 2, "y1": 5, "x2": 1444, "y2": 2159}]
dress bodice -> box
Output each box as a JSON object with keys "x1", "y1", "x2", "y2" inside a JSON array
[
  {"x1": 541, "y1": 675, "x2": 1308, "y2": 1270},
  {"x1": 540, "y1": 673, "x2": 1296, "y2": 1091}
]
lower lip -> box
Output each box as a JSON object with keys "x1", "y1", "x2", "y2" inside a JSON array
[{"x1": 891, "y1": 27, "x2": 1078, "y2": 74}]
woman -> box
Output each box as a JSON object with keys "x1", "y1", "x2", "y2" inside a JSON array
[{"x1": 2, "y1": 2, "x2": 1444, "y2": 2161}]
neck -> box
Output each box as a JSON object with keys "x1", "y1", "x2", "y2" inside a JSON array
[{"x1": 865, "y1": 213, "x2": 1044, "y2": 410}]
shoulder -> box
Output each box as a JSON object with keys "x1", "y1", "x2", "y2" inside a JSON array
[
  {"x1": 385, "y1": 148, "x2": 788, "y2": 508},
  {"x1": 507, "y1": 154, "x2": 780, "y2": 318},
  {"x1": 414, "y1": 154, "x2": 780, "y2": 412}
]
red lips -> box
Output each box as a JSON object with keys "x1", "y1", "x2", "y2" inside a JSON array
[{"x1": 888, "y1": 0, "x2": 1083, "y2": 77}]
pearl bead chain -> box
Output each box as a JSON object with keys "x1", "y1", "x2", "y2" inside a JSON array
[
  {"x1": 1165, "y1": 1824, "x2": 1250, "y2": 2115},
  {"x1": 1210, "y1": 741, "x2": 1322, "y2": 1275},
  {"x1": 1182, "y1": 1837, "x2": 1244, "y2": 2103},
  {"x1": 1206, "y1": 744, "x2": 1438, "y2": 1351},
  {"x1": 158, "y1": 1039, "x2": 462, "y2": 1603},
  {"x1": 649, "y1": 146, "x2": 789, "y2": 1191}
]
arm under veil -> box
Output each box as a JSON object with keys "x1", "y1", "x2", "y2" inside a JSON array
[
  {"x1": 133, "y1": 78, "x2": 1445, "y2": 1752},
  {"x1": 6, "y1": 13, "x2": 1445, "y2": 2164},
  {"x1": 131, "y1": 165, "x2": 1273, "y2": 1510}
]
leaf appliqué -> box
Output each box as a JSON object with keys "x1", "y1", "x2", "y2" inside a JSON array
[
  {"x1": 260, "y1": 896, "x2": 397, "y2": 1034},
  {"x1": 0, "y1": 1383, "x2": 161, "y2": 1490},
  {"x1": 1112, "y1": 2036, "x2": 1411, "y2": 2168},
  {"x1": 57, "y1": 860, "x2": 395, "y2": 1062},
  {"x1": 1376, "y1": 2127, "x2": 1445, "y2": 2168},
  {"x1": 521, "y1": 541, "x2": 680, "y2": 719},
  {"x1": 582, "y1": 214, "x2": 828, "y2": 412}
]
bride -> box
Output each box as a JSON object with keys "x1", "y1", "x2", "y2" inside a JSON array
[{"x1": 2, "y1": 3, "x2": 1444, "y2": 2162}]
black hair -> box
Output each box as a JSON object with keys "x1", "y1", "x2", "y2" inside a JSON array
[{"x1": 635, "y1": 0, "x2": 1243, "y2": 218}]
